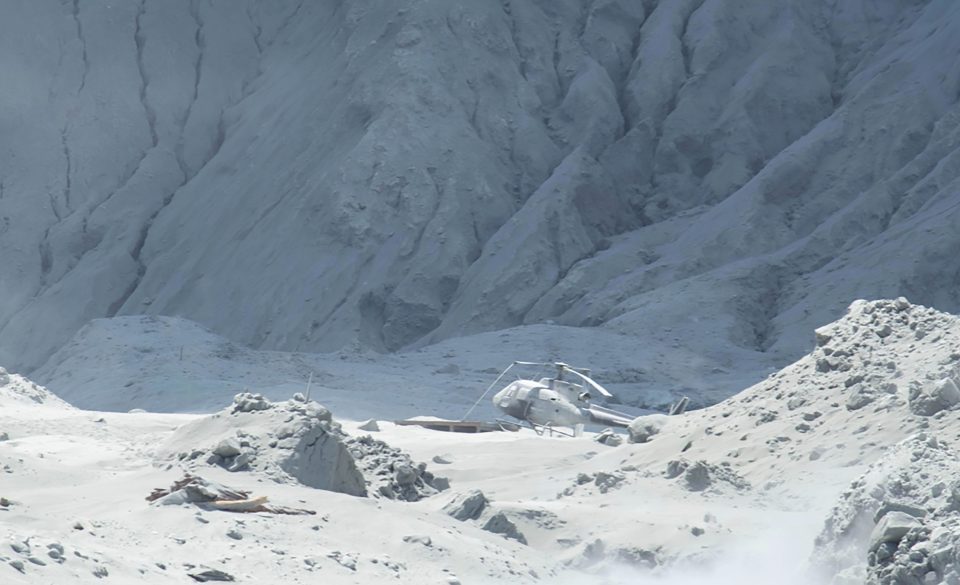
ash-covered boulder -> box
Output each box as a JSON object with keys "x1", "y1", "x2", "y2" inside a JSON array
[
  {"x1": 908, "y1": 378, "x2": 960, "y2": 417},
  {"x1": 482, "y1": 512, "x2": 527, "y2": 545},
  {"x1": 213, "y1": 438, "x2": 242, "y2": 459},
  {"x1": 357, "y1": 419, "x2": 380, "y2": 432},
  {"x1": 628, "y1": 414, "x2": 669, "y2": 444},
  {"x1": 868, "y1": 511, "x2": 922, "y2": 552},
  {"x1": 846, "y1": 385, "x2": 877, "y2": 411},
  {"x1": 281, "y1": 418, "x2": 365, "y2": 495},
  {"x1": 444, "y1": 490, "x2": 489, "y2": 521},
  {"x1": 594, "y1": 428, "x2": 624, "y2": 447}
]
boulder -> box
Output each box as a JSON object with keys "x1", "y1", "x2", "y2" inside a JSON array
[
  {"x1": 213, "y1": 438, "x2": 242, "y2": 458},
  {"x1": 482, "y1": 512, "x2": 527, "y2": 545},
  {"x1": 188, "y1": 568, "x2": 235, "y2": 582},
  {"x1": 358, "y1": 419, "x2": 380, "y2": 432},
  {"x1": 869, "y1": 511, "x2": 922, "y2": 552},
  {"x1": 909, "y1": 378, "x2": 960, "y2": 416},
  {"x1": 628, "y1": 414, "x2": 669, "y2": 444},
  {"x1": 444, "y1": 490, "x2": 488, "y2": 521},
  {"x1": 594, "y1": 428, "x2": 623, "y2": 447},
  {"x1": 683, "y1": 461, "x2": 712, "y2": 492},
  {"x1": 846, "y1": 385, "x2": 877, "y2": 411}
]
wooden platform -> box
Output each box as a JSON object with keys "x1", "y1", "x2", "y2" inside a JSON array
[{"x1": 394, "y1": 419, "x2": 517, "y2": 433}]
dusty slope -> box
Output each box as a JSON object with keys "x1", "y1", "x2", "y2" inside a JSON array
[
  {"x1": 32, "y1": 313, "x2": 770, "y2": 414},
  {"x1": 6, "y1": 299, "x2": 960, "y2": 583},
  {"x1": 2, "y1": 1, "x2": 960, "y2": 396}
]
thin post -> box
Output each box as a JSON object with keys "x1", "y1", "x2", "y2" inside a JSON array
[{"x1": 305, "y1": 372, "x2": 313, "y2": 402}]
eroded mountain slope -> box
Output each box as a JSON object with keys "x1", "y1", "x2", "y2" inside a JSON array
[{"x1": 1, "y1": 0, "x2": 959, "y2": 382}]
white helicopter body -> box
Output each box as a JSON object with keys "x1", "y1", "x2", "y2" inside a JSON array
[{"x1": 484, "y1": 362, "x2": 636, "y2": 432}]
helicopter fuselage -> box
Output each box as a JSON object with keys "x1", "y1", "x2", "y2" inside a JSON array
[{"x1": 492, "y1": 378, "x2": 588, "y2": 427}]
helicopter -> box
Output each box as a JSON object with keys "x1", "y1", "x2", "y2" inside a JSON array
[{"x1": 463, "y1": 361, "x2": 639, "y2": 436}]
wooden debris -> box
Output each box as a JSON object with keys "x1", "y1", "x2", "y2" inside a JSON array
[{"x1": 148, "y1": 475, "x2": 315, "y2": 515}]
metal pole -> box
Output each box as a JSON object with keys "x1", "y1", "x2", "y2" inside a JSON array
[
  {"x1": 461, "y1": 363, "x2": 514, "y2": 421},
  {"x1": 305, "y1": 372, "x2": 313, "y2": 402}
]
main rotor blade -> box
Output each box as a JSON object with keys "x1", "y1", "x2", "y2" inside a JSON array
[{"x1": 563, "y1": 367, "x2": 614, "y2": 399}]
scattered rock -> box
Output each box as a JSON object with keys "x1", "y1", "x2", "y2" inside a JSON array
[
  {"x1": 594, "y1": 472, "x2": 625, "y2": 493},
  {"x1": 188, "y1": 568, "x2": 235, "y2": 582},
  {"x1": 47, "y1": 543, "x2": 64, "y2": 561},
  {"x1": 615, "y1": 547, "x2": 659, "y2": 568},
  {"x1": 665, "y1": 459, "x2": 749, "y2": 492},
  {"x1": 594, "y1": 428, "x2": 624, "y2": 447},
  {"x1": 402, "y1": 535, "x2": 432, "y2": 547},
  {"x1": 346, "y1": 435, "x2": 446, "y2": 501},
  {"x1": 445, "y1": 490, "x2": 488, "y2": 521},
  {"x1": 327, "y1": 551, "x2": 357, "y2": 571},
  {"x1": 482, "y1": 512, "x2": 527, "y2": 545},
  {"x1": 231, "y1": 392, "x2": 272, "y2": 413}
]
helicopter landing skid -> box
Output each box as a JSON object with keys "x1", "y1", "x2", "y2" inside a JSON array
[{"x1": 497, "y1": 418, "x2": 583, "y2": 438}]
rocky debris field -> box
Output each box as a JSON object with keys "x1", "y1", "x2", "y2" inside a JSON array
[{"x1": 2, "y1": 299, "x2": 960, "y2": 583}]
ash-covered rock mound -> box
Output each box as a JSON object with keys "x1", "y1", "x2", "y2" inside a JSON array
[
  {"x1": 662, "y1": 298, "x2": 960, "y2": 484},
  {"x1": 162, "y1": 392, "x2": 445, "y2": 501},
  {"x1": 812, "y1": 434, "x2": 960, "y2": 585},
  {"x1": 0, "y1": 366, "x2": 72, "y2": 409},
  {"x1": 346, "y1": 434, "x2": 448, "y2": 501}
]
